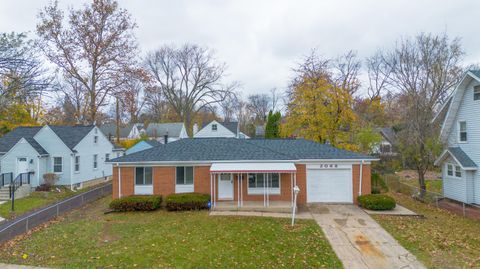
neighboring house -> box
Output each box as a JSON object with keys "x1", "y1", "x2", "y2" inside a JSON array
[
  {"x1": 126, "y1": 140, "x2": 162, "y2": 155},
  {"x1": 108, "y1": 138, "x2": 376, "y2": 206},
  {"x1": 255, "y1": 125, "x2": 265, "y2": 138},
  {"x1": 373, "y1": 127, "x2": 399, "y2": 157},
  {"x1": 145, "y1": 123, "x2": 188, "y2": 143},
  {"x1": 0, "y1": 125, "x2": 116, "y2": 188},
  {"x1": 435, "y1": 70, "x2": 480, "y2": 204},
  {"x1": 99, "y1": 123, "x2": 144, "y2": 141},
  {"x1": 194, "y1": 120, "x2": 249, "y2": 139}
]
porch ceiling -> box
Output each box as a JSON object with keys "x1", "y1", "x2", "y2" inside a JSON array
[{"x1": 210, "y1": 162, "x2": 297, "y2": 173}]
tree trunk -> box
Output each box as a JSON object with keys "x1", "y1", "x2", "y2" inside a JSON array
[{"x1": 417, "y1": 169, "x2": 427, "y2": 199}]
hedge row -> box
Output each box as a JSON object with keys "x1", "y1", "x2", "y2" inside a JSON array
[
  {"x1": 109, "y1": 193, "x2": 211, "y2": 212},
  {"x1": 109, "y1": 195, "x2": 162, "y2": 211},
  {"x1": 165, "y1": 193, "x2": 211, "y2": 211},
  {"x1": 357, "y1": 194, "x2": 396, "y2": 211}
]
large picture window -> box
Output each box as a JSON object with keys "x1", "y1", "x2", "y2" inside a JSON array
[
  {"x1": 135, "y1": 167, "x2": 153, "y2": 185},
  {"x1": 176, "y1": 166, "x2": 193, "y2": 185},
  {"x1": 248, "y1": 173, "x2": 280, "y2": 194}
]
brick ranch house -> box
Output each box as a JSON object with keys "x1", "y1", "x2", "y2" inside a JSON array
[{"x1": 108, "y1": 138, "x2": 376, "y2": 208}]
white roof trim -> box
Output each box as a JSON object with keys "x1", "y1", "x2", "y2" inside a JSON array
[
  {"x1": 434, "y1": 149, "x2": 477, "y2": 170},
  {"x1": 210, "y1": 162, "x2": 297, "y2": 173}
]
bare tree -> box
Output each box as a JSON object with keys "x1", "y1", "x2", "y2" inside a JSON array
[
  {"x1": 376, "y1": 32, "x2": 465, "y2": 195},
  {"x1": 144, "y1": 44, "x2": 233, "y2": 132},
  {"x1": 218, "y1": 83, "x2": 240, "y2": 122},
  {"x1": 366, "y1": 51, "x2": 393, "y2": 100},
  {"x1": 117, "y1": 68, "x2": 150, "y2": 123},
  {"x1": 37, "y1": 0, "x2": 139, "y2": 124},
  {"x1": 332, "y1": 50, "x2": 361, "y2": 96},
  {"x1": 270, "y1": 87, "x2": 282, "y2": 112},
  {"x1": 0, "y1": 32, "x2": 52, "y2": 116},
  {"x1": 247, "y1": 93, "x2": 271, "y2": 123}
]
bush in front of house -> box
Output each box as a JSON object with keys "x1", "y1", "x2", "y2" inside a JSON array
[
  {"x1": 165, "y1": 193, "x2": 210, "y2": 211},
  {"x1": 358, "y1": 194, "x2": 396, "y2": 211},
  {"x1": 109, "y1": 195, "x2": 162, "y2": 211},
  {"x1": 35, "y1": 184, "x2": 51, "y2": 192},
  {"x1": 43, "y1": 173, "x2": 59, "y2": 187}
]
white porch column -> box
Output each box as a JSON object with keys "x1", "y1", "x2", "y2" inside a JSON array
[
  {"x1": 117, "y1": 164, "x2": 122, "y2": 198},
  {"x1": 263, "y1": 173, "x2": 266, "y2": 207},
  {"x1": 237, "y1": 173, "x2": 240, "y2": 207},
  {"x1": 213, "y1": 173, "x2": 217, "y2": 207}
]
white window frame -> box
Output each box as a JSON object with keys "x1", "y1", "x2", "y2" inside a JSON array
[
  {"x1": 175, "y1": 166, "x2": 194, "y2": 193},
  {"x1": 474, "y1": 85, "x2": 480, "y2": 101},
  {"x1": 135, "y1": 167, "x2": 153, "y2": 186},
  {"x1": 211, "y1": 124, "x2": 217, "y2": 131},
  {"x1": 446, "y1": 163, "x2": 453, "y2": 177},
  {"x1": 93, "y1": 154, "x2": 98, "y2": 170},
  {"x1": 53, "y1": 156, "x2": 63, "y2": 174},
  {"x1": 74, "y1": 156, "x2": 80, "y2": 173},
  {"x1": 105, "y1": 153, "x2": 110, "y2": 162},
  {"x1": 455, "y1": 165, "x2": 462, "y2": 178},
  {"x1": 94, "y1": 135, "x2": 98, "y2": 144},
  {"x1": 458, "y1": 121, "x2": 467, "y2": 143},
  {"x1": 247, "y1": 173, "x2": 281, "y2": 195}
]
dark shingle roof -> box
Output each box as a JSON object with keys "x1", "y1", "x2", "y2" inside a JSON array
[
  {"x1": 99, "y1": 123, "x2": 138, "y2": 139},
  {"x1": 470, "y1": 70, "x2": 480, "y2": 79},
  {"x1": 109, "y1": 138, "x2": 375, "y2": 163},
  {"x1": 49, "y1": 125, "x2": 95, "y2": 150},
  {"x1": 378, "y1": 127, "x2": 397, "y2": 145},
  {"x1": 0, "y1": 126, "x2": 48, "y2": 155},
  {"x1": 145, "y1": 140, "x2": 162, "y2": 147},
  {"x1": 247, "y1": 139, "x2": 374, "y2": 160},
  {"x1": 449, "y1": 147, "x2": 477, "y2": 168},
  {"x1": 145, "y1": 123, "x2": 185, "y2": 138}
]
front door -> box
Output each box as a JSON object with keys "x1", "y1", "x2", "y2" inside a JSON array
[
  {"x1": 17, "y1": 157, "x2": 28, "y2": 175},
  {"x1": 218, "y1": 173, "x2": 233, "y2": 200}
]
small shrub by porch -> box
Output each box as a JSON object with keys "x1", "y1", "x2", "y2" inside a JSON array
[
  {"x1": 358, "y1": 194, "x2": 396, "y2": 210},
  {"x1": 109, "y1": 195, "x2": 162, "y2": 211},
  {"x1": 165, "y1": 193, "x2": 210, "y2": 211}
]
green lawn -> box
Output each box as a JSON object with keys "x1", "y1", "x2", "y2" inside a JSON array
[
  {"x1": 372, "y1": 193, "x2": 480, "y2": 269},
  {"x1": 0, "y1": 185, "x2": 99, "y2": 219},
  {"x1": 398, "y1": 178, "x2": 443, "y2": 194},
  {"x1": 0, "y1": 197, "x2": 342, "y2": 269}
]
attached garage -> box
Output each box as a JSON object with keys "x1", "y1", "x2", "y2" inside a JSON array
[{"x1": 307, "y1": 166, "x2": 353, "y2": 203}]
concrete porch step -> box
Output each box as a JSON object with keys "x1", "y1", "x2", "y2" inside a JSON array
[{"x1": 213, "y1": 201, "x2": 294, "y2": 213}]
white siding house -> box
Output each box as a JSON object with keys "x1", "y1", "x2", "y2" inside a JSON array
[
  {"x1": 0, "y1": 125, "x2": 116, "y2": 188},
  {"x1": 435, "y1": 70, "x2": 480, "y2": 204},
  {"x1": 194, "y1": 120, "x2": 249, "y2": 138}
]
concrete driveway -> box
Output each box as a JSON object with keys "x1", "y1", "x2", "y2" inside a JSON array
[{"x1": 309, "y1": 204, "x2": 425, "y2": 269}]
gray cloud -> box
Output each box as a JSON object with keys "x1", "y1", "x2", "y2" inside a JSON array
[{"x1": 1, "y1": 0, "x2": 479, "y2": 96}]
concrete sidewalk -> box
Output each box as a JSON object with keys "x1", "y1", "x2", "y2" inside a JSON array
[{"x1": 310, "y1": 204, "x2": 425, "y2": 269}]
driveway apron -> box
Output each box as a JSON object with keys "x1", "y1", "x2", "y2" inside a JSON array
[{"x1": 310, "y1": 204, "x2": 425, "y2": 269}]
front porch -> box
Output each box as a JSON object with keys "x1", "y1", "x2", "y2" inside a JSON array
[{"x1": 209, "y1": 162, "x2": 299, "y2": 212}]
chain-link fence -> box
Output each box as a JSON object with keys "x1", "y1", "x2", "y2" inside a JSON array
[
  {"x1": 380, "y1": 173, "x2": 480, "y2": 219},
  {"x1": 0, "y1": 183, "x2": 112, "y2": 244}
]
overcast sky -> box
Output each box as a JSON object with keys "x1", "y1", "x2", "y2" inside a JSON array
[{"x1": 1, "y1": 0, "x2": 479, "y2": 97}]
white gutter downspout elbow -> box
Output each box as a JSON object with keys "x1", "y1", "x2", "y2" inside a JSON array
[{"x1": 359, "y1": 160, "x2": 364, "y2": 196}]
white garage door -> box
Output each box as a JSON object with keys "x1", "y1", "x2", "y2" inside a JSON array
[{"x1": 307, "y1": 169, "x2": 353, "y2": 203}]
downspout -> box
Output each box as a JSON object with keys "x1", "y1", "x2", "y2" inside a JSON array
[
  {"x1": 117, "y1": 164, "x2": 122, "y2": 198},
  {"x1": 359, "y1": 160, "x2": 364, "y2": 196}
]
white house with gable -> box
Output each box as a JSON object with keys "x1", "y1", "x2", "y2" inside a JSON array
[
  {"x1": 193, "y1": 120, "x2": 249, "y2": 139},
  {"x1": 0, "y1": 125, "x2": 117, "y2": 189},
  {"x1": 435, "y1": 70, "x2": 480, "y2": 204}
]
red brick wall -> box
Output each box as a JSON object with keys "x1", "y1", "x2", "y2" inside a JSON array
[
  {"x1": 153, "y1": 166, "x2": 175, "y2": 196},
  {"x1": 352, "y1": 164, "x2": 372, "y2": 204},
  {"x1": 111, "y1": 163, "x2": 370, "y2": 206},
  {"x1": 112, "y1": 166, "x2": 134, "y2": 199}
]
